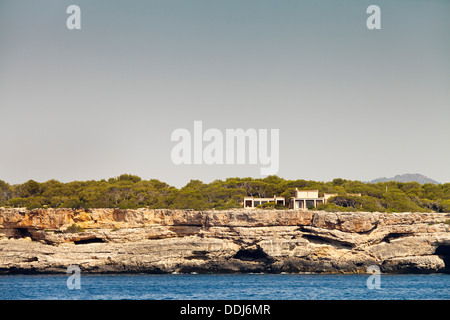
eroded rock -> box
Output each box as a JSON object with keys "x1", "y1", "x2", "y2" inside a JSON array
[{"x1": 0, "y1": 208, "x2": 449, "y2": 274}]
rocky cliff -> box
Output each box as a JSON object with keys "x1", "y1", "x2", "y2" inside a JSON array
[{"x1": 1, "y1": 208, "x2": 449, "y2": 274}]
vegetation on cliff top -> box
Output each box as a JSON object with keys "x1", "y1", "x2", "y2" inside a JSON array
[{"x1": 0, "y1": 174, "x2": 449, "y2": 212}]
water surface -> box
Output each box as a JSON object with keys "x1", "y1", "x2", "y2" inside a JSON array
[{"x1": 0, "y1": 274, "x2": 448, "y2": 300}]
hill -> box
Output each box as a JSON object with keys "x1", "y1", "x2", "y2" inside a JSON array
[{"x1": 370, "y1": 173, "x2": 440, "y2": 185}]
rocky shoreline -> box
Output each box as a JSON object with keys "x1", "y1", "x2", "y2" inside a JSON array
[{"x1": 0, "y1": 208, "x2": 449, "y2": 274}]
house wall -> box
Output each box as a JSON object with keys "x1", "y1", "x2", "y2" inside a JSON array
[{"x1": 295, "y1": 190, "x2": 319, "y2": 199}]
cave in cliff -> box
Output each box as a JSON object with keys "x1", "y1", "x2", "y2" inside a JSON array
[
  {"x1": 14, "y1": 228, "x2": 33, "y2": 239},
  {"x1": 434, "y1": 245, "x2": 450, "y2": 273},
  {"x1": 73, "y1": 237, "x2": 105, "y2": 245},
  {"x1": 233, "y1": 246, "x2": 274, "y2": 263}
]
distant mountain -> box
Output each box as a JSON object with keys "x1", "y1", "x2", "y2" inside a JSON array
[{"x1": 370, "y1": 173, "x2": 440, "y2": 185}]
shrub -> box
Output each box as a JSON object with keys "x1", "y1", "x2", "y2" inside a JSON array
[
  {"x1": 60, "y1": 197, "x2": 84, "y2": 209},
  {"x1": 256, "y1": 201, "x2": 288, "y2": 209},
  {"x1": 7, "y1": 197, "x2": 29, "y2": 208},
  {"x1": 64, "y1": 224, "x2": 85, "y2": 233},
  {"x1": 329, "y1": 195, "x2": 361, "y2": 208},
  {"x1": 439, "y1": 200, "x2": 450, "y2": 213},
  {"x1": 26, "y1": 201, "x2": 44, "y2": 210},
  {"x1": 316, "y1": 203, "x2": 356, "y2": 212}
]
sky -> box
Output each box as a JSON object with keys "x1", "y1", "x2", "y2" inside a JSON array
[{"x1": 0, "y1": 0, "x2": 449, "y2": 187}]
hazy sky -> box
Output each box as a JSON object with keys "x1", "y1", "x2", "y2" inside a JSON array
[{"x1": 1, "y1": 0, "x2": 449, "y2": 187}]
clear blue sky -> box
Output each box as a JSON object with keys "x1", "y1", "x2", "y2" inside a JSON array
[{"x1": 1, "y1": 0, "x2": 449, "y2": 187}]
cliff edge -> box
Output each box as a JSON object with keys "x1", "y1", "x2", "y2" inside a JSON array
[{"x1": 1, "y1": 208, "x2": 449, "y2": 274}]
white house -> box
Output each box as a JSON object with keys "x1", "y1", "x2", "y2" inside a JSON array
[
  {"x1": 288, "y1": 189, "x2": 337, "y2": 210},
  {"x1": 243, "y1": 196, "x2": 285, "y2": 208}
]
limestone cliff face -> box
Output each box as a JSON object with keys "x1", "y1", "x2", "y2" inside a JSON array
[{"x1": 0, "y1": 208, "x2": 449, "y2": 274}]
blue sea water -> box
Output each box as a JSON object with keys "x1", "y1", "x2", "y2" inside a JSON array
[{"x1": 0, "y1": 274, "x2": 448, "y2": 300}]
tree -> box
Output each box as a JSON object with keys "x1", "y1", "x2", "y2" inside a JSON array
[
  {"x1": 22, "y1": 180, "x2": 41, "y2": 197},
  {"x1": 117, "y1": 174, "x2": 142, "y2": 183},
  {"x1": 0, "y1": 175, "x2": 445, "y2": 212},
  {"x1": 61, "y1": 197, "x2": 84, "y2": 209},
  {"x1": 330, "y1": 195, "x2": 360, "y2": 208},
  {"x1": 0, "y1": 180, "x2": 11, "y2": 203},
  {"x1": 332, "y1": 178, "x2": 346, "y2": 186},
  {"x1": 440, "y1": 200, "x2": 450, "y2": 213}
]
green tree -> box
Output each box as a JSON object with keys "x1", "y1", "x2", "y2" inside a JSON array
[
  {"x1": 22, "y1": 180, "x2": 41, "y2": 197},
  {"x1": 0, "y1": 180, "x2": 11, "y2": 204},
  {"x1": 440, "y1": 200, "x2": 450, "y2": 213}
]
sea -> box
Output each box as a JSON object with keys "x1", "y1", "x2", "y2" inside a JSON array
[{"x1": 0, "y1": 273, "x2": 449, "y2": 300}]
